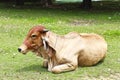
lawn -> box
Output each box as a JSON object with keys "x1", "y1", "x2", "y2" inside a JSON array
[{"x1": 0, "y1": 2, "x2": 120, "y2": 80}]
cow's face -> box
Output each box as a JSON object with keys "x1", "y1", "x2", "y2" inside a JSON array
[{"x1": 18, "y1": 26, "x2": 48, "y2": 54}]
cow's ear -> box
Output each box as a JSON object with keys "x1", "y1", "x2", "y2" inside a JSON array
[{"x1": 41, "y1": 29, "x2": 49, "y2": 33}]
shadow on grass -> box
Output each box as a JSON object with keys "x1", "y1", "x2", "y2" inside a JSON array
[
  {"x1": 92, "y1": 59, "x2": 105, "y2": 67},
  {"x1": 16, "y1": 60, "x2": 105, "y2": 73},
  {"x1": 16, "y1": 64, "x2": 48, "y2": 73}
]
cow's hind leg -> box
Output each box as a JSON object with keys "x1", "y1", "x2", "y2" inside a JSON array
[{"x1": 51, "y1": 63, "x2": 77, "y2": 73}]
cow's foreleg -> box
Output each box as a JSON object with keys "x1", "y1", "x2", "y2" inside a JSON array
[
  {"x1": 51, "y1": 63, "x2": 77, "y2": 73},
  {"x1": 43, "y1": 59, "x2": 48, "y2": 68}
]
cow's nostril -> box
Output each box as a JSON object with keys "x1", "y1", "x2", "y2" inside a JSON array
[{"x1": 18, "y1": 48, "x2": 22, "y2": 52}]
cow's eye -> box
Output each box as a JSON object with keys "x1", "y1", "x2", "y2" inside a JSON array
[{"x1": 31, "y1": 35, "x2": 37, "y2": 38}]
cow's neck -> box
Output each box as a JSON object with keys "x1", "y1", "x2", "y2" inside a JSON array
[{"x1": 45, "y1": 31, "x2": 63, "y2": 53}]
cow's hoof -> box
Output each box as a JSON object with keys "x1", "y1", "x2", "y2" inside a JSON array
[{"x1": 43, "y1": 61, "x2": 48, "y2": 68}]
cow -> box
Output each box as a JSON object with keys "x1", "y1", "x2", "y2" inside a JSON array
[{"x1": 18, "y1": 25, "x2": 107, "y2": 73}]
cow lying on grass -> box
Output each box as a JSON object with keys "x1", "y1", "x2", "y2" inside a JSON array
[{"x1": 18, "y1": 25, "x2": 107, "y2": 73}]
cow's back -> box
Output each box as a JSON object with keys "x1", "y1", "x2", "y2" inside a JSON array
[{"x1": 64, "y1": 32, "x2": 80, "y2": 39}]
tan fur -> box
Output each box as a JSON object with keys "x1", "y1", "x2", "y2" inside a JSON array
[
  {"x1": 18, "y1": 26, "x2": 107, "y2": 73},
  {"x1": 43, "y1": 31, "x2": 107, "y2": 73}
]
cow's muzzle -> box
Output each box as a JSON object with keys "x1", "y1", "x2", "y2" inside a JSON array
[{"x1": 18, "y1": 44, "x2": 28, "y2": 54}]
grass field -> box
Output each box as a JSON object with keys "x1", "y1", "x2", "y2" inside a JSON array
[{"x1": 0, "y1": 2, "x2": 120, "y2": 80}]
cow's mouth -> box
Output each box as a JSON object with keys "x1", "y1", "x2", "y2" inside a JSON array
[
  {"x1": 18, "y1": 44, "x2": 28, "y2": 54},
  {"x1": 18, "y1": 44, "x2": 42, "y2": 55},
  {"x1": 18, "y1": 48, "x2": 28, "y2": 54}
]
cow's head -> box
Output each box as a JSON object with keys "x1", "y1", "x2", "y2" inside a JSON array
[{"x1": 18, "y1": 25, "x2": 49, "y2": 54}]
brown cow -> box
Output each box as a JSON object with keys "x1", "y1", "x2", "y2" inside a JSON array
[{"x1": 18, "y1": 25, "x2": 107, "y2": 73}]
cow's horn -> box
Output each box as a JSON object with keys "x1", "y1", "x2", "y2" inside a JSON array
[{"x1": 43, "y1": 29, "x2": 49, "y2": 33}]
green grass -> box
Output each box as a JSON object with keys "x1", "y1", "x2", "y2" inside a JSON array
[{"x1": 0, "y1": 2, "x2": 120, "y2": 80}]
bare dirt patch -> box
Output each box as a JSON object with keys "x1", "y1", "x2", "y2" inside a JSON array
[{"x1": 69, "y1": 20, "x2": 94, "y2": 26}]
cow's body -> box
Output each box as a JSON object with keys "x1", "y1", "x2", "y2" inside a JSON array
[
  {"x1": 42, "y1": 31, "x2": 107, "y2": 73},
  {"x1": 18, "y1": 26, "x2": 107, "y2": 73}
]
